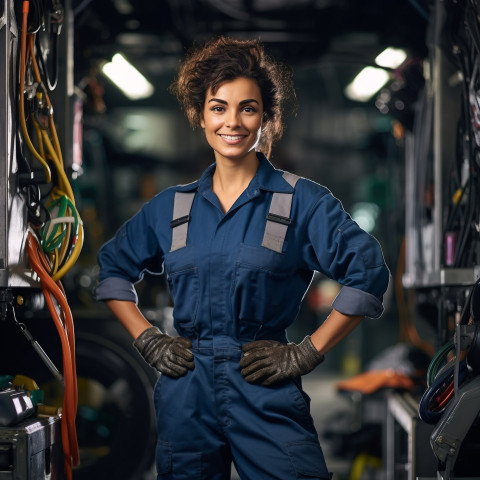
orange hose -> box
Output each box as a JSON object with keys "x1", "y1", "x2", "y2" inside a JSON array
[
  {"x1": 39, "y1": 271, "x2": 77, "y2": 442},
  {"x1": 27, "y1": 234, "x2": 79, "y2": 471},
  {"x1": 58, "y1": 281, "x2": 78, "y2": 411},
  {"x1": 27, "y1": 233, "x2": 80, "y2": 475},
  {"x1": 395, "y1": 237, "x2": 435, "y2": 356},
  {"x1": 42, "y1": 287, "x2": 74, "y2": 467}
]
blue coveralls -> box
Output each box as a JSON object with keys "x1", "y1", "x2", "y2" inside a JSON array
[{"x1": 95, "y1": 153, "x2": 390, "y2": 480}]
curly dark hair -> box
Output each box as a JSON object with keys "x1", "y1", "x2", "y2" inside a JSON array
[{"x1": 169, "y1": 36, "x2": 296, "y2": 157}]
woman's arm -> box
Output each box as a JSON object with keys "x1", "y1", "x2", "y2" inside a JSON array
[
  {"x1": 310, "y1": 308, "x2": 363, "y2": 356},
  {"x1": 105, "y1": 299, "x2": 152, "y2": 339}
]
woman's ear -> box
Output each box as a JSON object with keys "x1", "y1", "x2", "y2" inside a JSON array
[{"x1": 200, "y1": 114, "x2": 205, "y2": 129}]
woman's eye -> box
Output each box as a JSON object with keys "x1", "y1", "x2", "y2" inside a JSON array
[
  {"x1": 211, "y1": 106, "x2": 224, "y2": 112},
  {"x1": 243, "y1": 106, "x2": 256, "y2": 113}
]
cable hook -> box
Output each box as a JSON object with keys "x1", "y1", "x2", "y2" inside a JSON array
[{"x1": 10, "y1": 303, "x2": 64, "y2": 385}]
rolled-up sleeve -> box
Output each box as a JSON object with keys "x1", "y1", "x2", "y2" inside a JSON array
[
  {"x1": 304, "y1": 191, "x2": 390, "y2": 318},
  {"x1": 332, "y1": 285, "x2": 384, "y2": 319},
  {"x1": 94, "y1": 198, "x2": 166, "y2": 304},
  {"x1": 93, "y1": 277, "x2": 139, "y2": 303}
]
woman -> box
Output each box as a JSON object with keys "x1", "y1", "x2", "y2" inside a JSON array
[{"x1": 95, "y1": 36, "x2": 390, "y2": 480}]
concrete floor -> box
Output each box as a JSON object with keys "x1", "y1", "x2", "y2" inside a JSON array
[{"x1": 303, "y1": 371, "x2": 354, "y2": 479}]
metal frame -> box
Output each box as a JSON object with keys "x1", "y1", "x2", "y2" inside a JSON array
[
  {"x1": 386, "y1": 392, "x2": 437, "y2": 480},
  {"x1": 0, "y1": 0, "x2": 38, "y2": 289},
  {"x1": 0, "y1": 0, "x2": 11, "y2": 287}
]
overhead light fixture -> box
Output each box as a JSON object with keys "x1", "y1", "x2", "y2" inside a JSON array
[
  {"x1": 345, "y1": 46, "x2": 407, "y2": 102},
  {"x1": 345, "y1": 66, "x2": 390, "y2": 102},
  {"x1": 102, "y1": 53, "x2": 154, "y2": 100},
  {"x1": 375, "y1": 47, "x2": 407, "y2": 69}
]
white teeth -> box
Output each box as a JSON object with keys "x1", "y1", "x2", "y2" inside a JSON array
[{"x1": 221, "y1": 135, "x2": 243, "y2": 140}]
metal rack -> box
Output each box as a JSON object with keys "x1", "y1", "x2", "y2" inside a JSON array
[
  {"x1": 0, "y1": 0, "x2": 38, "y2": 290},
  {"x1": 386, "y1": 392, "x2": 437, "y2": 480},
  {"x1": 403, "y1": 0, "x2": 480, "y2": 290}
]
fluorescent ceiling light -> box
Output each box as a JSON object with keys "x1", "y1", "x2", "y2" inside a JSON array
[
  {"x1": 102, "y1": 53, "x2": 154, "y2": 100},
  {"x1": 345, "y1": 66, "x2": 390, "y2": 102},
  {"x1": 375, "y1": 47, "x2": 407, "y2": 69},
  {"x1": 344, "y1": 46, "x2": 408, "y2": 103}
]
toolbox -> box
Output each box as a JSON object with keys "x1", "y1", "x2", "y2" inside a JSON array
[{"x1": 0, "y1": 415, "x2": 63, "y2": 479}]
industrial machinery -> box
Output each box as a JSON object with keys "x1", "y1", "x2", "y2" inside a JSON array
[
  {"x1": 402, "y1": 0, "x2": 480, "y2": 478},
  {"x1": 0, "y1": 1, "x2": 157, "y2": 478},
  {"x1": 1, "y1": 0, "x2": 79, "y2": 476}
]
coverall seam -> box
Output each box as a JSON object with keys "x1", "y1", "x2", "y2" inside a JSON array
[
  {"x1": 183, "y1": 190, "x2": 198, "y2": 247},
  {"x1": 337, "y1": 229, "x2": 369, "y2": 291},
  {"x1": 298, "y1": 188, "x2": 333, "y2": 272}
]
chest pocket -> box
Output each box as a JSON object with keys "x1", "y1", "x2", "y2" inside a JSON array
[{"x1": 164, "y1": 246, "x2": 199, "y2": 336}]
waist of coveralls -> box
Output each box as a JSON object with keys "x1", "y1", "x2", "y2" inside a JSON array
[{"x1": 188, "y1": 333, "x2": 288, "y2": 353}]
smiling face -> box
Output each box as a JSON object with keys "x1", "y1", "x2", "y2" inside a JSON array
[{"x1": 200, "y1": 77, "x2": 264, "y2": 165}]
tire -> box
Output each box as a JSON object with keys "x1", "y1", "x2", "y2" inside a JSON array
[{"x1": 71, "y1": 328, "x2": 157, "y2": 480}]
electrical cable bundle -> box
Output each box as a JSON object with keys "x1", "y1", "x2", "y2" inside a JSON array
[
  {"x1": 419, "y1": 277, "x2": 480, "y2": 424},
  {"x1": 18, "y1": 1, "x2": 83, "y2": 477},
  {"x1": 442, "y1": 0, "x2": 480, "y2": 268},
  {"x1": 418, "y1": 356, "x2": 469, "y2": 424},
  {"x1": 19, "y1": 0, "x2": 84, "y2": 282},
  {"x1": 418, "y1": 338, "x2": 469, "y2": 424}
]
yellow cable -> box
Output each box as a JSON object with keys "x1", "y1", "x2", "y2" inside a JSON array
[
  {"x1": 49, "y1": 114, "x2": 64, "y2": 167},
  {"x1": 32, "y1": 119, "x2": 46, "y2": 159},
  {"x1": 50, "y1": 186, "x2": 70, "y2": 201},
  {"x1": 41, "y1": 129, "x2": 75, "y2": 201},
  {"x1": 25, "y1": 32, "x2": 83, "y2": 281},
  {"x1": 28, "y1": 33, "x2": 65, "y2": 170},
  {"x1": 50, "y1": 248, "x2": 59, "y2": 276},
  {"x1": 52, "y1": 222, "x2": 84, "y2": 281}
]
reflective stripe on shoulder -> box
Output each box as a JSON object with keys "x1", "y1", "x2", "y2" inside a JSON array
[
  {"x1": 261, "y1": 172, "x2": 300, "y2": 253},
  {"x1": 170, "y1": 191, "x2": 196, "y2": 252}
]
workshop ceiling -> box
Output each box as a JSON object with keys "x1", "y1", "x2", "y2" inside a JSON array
[{"x1": 72, "y1": 0, "x2": 429, "y2": 109}]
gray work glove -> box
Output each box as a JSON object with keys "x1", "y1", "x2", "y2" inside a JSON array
[
  {"x1": 133, "y1": 326, "x2": 194, "y2": 378},
  {"x1": 240, "y1": 336, "x2": 324, "y2": 386}
]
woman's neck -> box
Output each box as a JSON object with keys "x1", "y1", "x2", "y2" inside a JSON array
[{"x1": 212, "y1": 153, "x2": 260, "y2": 213}]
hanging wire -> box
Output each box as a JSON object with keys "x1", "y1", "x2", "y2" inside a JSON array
[{"x1": 18, "y1": 2, "x2": 84, "y2": 476}]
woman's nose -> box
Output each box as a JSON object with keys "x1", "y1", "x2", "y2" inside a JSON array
[{"x1": 225, "y1": 110, "x2": 241, "y2": 128}]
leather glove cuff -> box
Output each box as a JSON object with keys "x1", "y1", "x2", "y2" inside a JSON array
[{"x1": 298, "y1": 335, "x2": 325, "y2": 369}]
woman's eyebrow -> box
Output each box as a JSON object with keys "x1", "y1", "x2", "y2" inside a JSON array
[
  {"x1": 240, "y1": 99, "x2": 260, "y2": 105},
  {"x1": 207, "y1": 98, "x2": 260, "y2": 105},
  {"x1": 208, "y1": 98, "x2": 227, "y2": 104}
]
